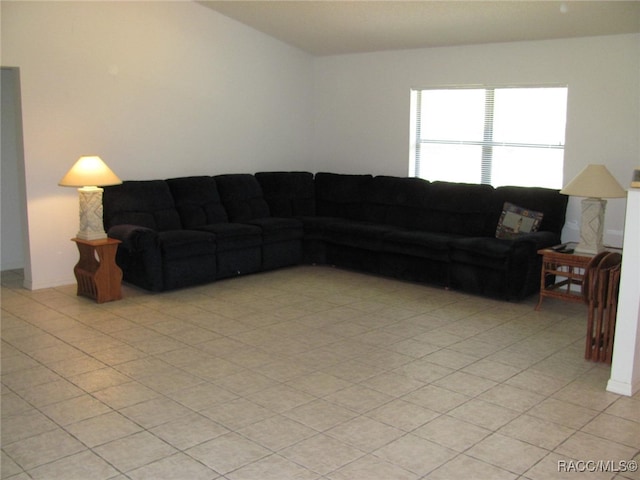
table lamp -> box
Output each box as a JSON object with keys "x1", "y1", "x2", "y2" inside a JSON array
[
  {"x1": 59, "y1": 155, "x2": 122, "y2": 241},
  {"x1": 560, "y1": 164, "x2": 626, "y2": 255}
]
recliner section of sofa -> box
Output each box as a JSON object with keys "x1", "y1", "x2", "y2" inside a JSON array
[
  {"x1": 165, "y1": 176, "x2": 262, "y2": 280},
  {"x1": 447, "y1": 185, "x2": 571, "y2": 298},
  {"x1": 102, "y1": 180, "x2": 217, "y2": 292},
  {"x1": 103, "y1": 171, "x2": 568, "y2": 300},
  {"x1": 254, "y1": 171, "x2": 320, "y2": 265},
  {"x1": 311, "y1": 173, "x2": 384, "y2": 271},
  {"x1": 214, "y1": 174, "x2": 304, "y2": 271}
]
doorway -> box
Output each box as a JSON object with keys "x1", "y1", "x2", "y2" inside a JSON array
[{"x1": 1, "y1": 66, "x2": 30, "y2": 284}]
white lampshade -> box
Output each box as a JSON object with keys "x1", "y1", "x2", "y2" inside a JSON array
[
  {"x1": 59, "y1": 156, "x2": 122, "y2": 241},
  {"x1": 560, "y1": 164, "x2": 626, "y2": 199},
  {"x1": 59, "y1": 155, "x2": 122, "y2": 187}
]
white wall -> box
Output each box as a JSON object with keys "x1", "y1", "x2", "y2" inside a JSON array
[
  {"x1": 312, "y1": 34, "x2": 640, "y2": 247},
  {"x1": 1, "y1": 1, "x2": 314, "y2": 288}
]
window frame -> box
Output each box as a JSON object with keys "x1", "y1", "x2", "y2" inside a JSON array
[{"x1": 409, "y1": 85, "x2": 568, "y2": 188}]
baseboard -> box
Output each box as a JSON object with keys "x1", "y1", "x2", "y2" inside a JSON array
[
  {"x1": 24, "y1": 274, "x2": 76, "y2": 291},
  {"x1": 606, "y1": 378, "x2": 640, "y2": 397}
]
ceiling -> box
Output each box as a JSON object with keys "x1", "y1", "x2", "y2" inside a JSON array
[{"x1": 198, "y1": 1, "x2": 640, "y2": 56}]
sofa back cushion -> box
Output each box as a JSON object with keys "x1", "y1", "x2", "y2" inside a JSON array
[
  {"x1": 315, "y1": 172, "x2": 373, "y2": 220},
  {"x1": 494, "y1": 186, "x2": 568, "y2": 235},
  {"x1": 363, "y1": 176, "x2": 433, "y2": 228},
  {"x1": 103, "y1": 180, "x2": 182, "y2": 232},
  {"x1": 426, "y1": 182, "x2": 497, "y2": 236},
  {"x1": 255, "y1": 171, "x2": 316, "y2": 217},
  {"x1": 214, "y1": 174, "x2": 270, "y2": 222},
  {"x1": 166, "y1": 176, "x2": 229, "y2": 228}
]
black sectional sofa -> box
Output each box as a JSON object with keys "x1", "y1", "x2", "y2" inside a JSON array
[{"x1": 103, "y1": 172, "x2": 568, "y2": 300}]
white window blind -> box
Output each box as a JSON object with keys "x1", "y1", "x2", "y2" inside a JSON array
[{"x1": 411, "y1": 86, "x2": 568, "y2": 188}]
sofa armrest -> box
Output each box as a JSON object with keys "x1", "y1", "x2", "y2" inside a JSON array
[
  {"x1": 107, "y1": 224, "x2": 159, "y2": 252},
  {"x1": 509, "y1": 231, "x2": 560, "y2": 250}
]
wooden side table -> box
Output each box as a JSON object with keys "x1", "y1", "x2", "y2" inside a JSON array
[
  {"x1": 535, "y1": 242, "x2": 621, "y2": 311},
  {"x1": 72, "y1": 237, "x2": 123, "y2": 303}
]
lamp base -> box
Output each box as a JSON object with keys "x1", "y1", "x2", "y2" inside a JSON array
[
  {"x1": 76, "y1": 186, "x2": 108, "y2": 241},
  {"x1": 574, "y1": 197, "x2": 606, "y2": 255},
  {"x1": 76, "y1": 231, "x2": 108, "y2": 241}
]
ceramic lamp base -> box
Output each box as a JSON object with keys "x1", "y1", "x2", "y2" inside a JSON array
[
  {"x1": 574, "y1": 197, "x2": 606, "y2": 255},
  {"x1": 76, "y1": 186, "x2": 107, "y2": 241}
]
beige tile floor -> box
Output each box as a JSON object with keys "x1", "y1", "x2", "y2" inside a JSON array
[{"x1": 2, "y1": 266, "x2": 639, "y2": 480}]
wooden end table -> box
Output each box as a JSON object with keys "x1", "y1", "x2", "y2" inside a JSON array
[
  {"x1": 535, "y1": 242, "x2": 621, "y2": 311},
  {"x1": 72, "y1": 237, "x2": 123, "y2": 303}
]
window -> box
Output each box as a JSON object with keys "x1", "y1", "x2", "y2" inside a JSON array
[{"x1": 410, "y1": 86, "x2": 568, "y2": 188}]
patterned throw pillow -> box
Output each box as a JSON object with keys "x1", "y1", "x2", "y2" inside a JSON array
[{"x1": 495, "y1": 202, "x2": 544, "y2": 239}]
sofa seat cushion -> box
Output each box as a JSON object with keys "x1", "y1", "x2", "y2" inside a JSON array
[
  {"x1": 247, "y1": 217, "x2": 304, "y2": 244},
  {"x1": 383, "y1": 230, "x2": 460, "y2": 261},
  {"x1": 449, "y1": 237, "x2": 522, "y2": 270},
  {"x1": 158, "y1": 230, "x2": 216, "y2": 260},
  {"x1": 195, "y1": 223, "x2": 262, "y2": 251},
  {"x1": 320, "y1": 220, "x2": 395, "y2": 251},
  {"x1": 299, "y1": 216, "x2": 338, "y2": 236}
]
